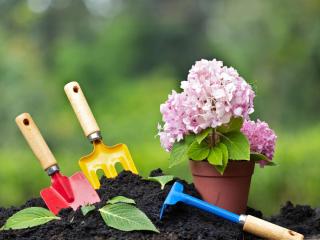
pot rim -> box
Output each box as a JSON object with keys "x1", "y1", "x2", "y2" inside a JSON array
[{"x1": 189, "y1": 159, "x2": 255, "y2": 177}]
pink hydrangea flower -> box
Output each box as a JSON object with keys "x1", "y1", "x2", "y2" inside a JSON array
[
  {"x1": 241, "y1": 119, "x2": 277, "y2": 167},
  {"x1": 158, "y1": 59, "x2": 255, "y2": 151}
]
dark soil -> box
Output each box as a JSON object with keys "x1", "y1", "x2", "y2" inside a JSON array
[{"x1": 0, "y1": 169, "x2": 319, "y2": 240}]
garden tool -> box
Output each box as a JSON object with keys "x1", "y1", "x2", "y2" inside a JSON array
[
  {"x1": 160, "y1": 182, "x2": 304, "y2": 240},
  {"x1": 15, "y1": 113, "x2": 100, "y2": 215},
  {"x1": 64, "y1": 81, "x2": 138, "y2": 189}
]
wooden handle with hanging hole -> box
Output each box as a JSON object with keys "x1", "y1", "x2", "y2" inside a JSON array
[
  {"x1": 15, "y1": 113, "x2": 57, "y2": 170},
  {"x1": 243, "y1": 215, "x2": 304, "y2": 240},
  {"x1": 64, "y1": 81, "x2": 100, "y2": 137}
]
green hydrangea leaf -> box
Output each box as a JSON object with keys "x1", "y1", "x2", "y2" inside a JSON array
[
  {"x1": 81, "y1": 205, "x2": 96, "y2": 216},
  {"x1": 196, "y1": 128, "x2": 212, "y2": 144},
  {"x1": 265, "y1": 161, "x2": 277, "y2": 166},
  {"x1": 187, "y1": 141, "x2": 210, "y2": 161},
  {"x1": 250, "y1": 152, "x2": 277, "y2": 166},
  {"x1": 146, "y1": 175, "x2": 174, "y2": 190},
  {"x1": 214, "y1": 142, "x2": 229, "y2": 174},
  {"x1": 0, "y1": 207, "x2": 60, "y2": 230},
  {"x1": 221, "y1": 131, "x2": 250, "y2": 160},
  {"x1": 217, "y1": 117, "x2": 244, "y2": 133},
  {"x1": 207, "y1": 146, "x2": 223, "y2": 165},
  {"x1": 169, "y1": 135, "x2": 195, "y2": 168},
  {"x1": 99, "y1": 203, "x2": 159, "y2": 233},
  {"x1": 107, "y1": 196, "x2": 136, "y2": 205},
  {"x1": 250, "y1": 152, "x2": 269, "y2": 161}
]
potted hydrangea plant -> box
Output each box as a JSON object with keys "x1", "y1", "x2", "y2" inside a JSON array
[{"x1": 158, "y1": 59, "x2": 277, "y2": 214}]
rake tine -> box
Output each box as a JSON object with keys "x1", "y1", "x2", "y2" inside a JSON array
[{"x1": 101, "y1": 163, "x2": 118, "y2": 178}]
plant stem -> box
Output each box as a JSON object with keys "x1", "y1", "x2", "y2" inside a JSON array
[
  {"x1": 213, "y1": 129, "x2": 216, "y2": 146},
  {"x1": 210, "y1": 129, "x2": 216, "y2": 147}
]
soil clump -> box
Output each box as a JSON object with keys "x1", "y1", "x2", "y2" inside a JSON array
[{"x1": 0, "y1": 169, "x2": 319, "y2": 239}]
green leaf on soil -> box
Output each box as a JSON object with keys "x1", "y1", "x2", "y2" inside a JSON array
[
  {"x1": 99, "y1": 203, "x2": 159, "y2": 233},
  {"x1": 146, "y1": 175, "x2": 174, "y2": 190},
  {"x1": 81, "y1": 205, "x2": 96, "y2": 216},
  {"x1": 221, "y1": 131, "x2": 250, "y2": 160},
  {"x1": 187, "y1": 140, "x2": 210, "y2": 161},
  {"x1": 169, "y1": 135, "x2": 195, "y2": 168},
  {"x1": 0, "y1": 207, "x2": 60, "y2": 231},
  {"x1": 107, "y1": 196, "x2": 136, "y2": 205},
  {"x1": 217, "y1": 117, "x2": 244, "y2": 133},
  {"x1": 214, "y1": 143, "x2": 229, "y2": 174},
  {"x1": 207, "y1": 146, "x2": 223, "y2": 166},
  {"x1": 196, "y1": 128, "x2": 212, "y2": 144}
]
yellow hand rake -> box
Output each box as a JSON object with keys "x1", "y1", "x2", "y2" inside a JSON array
[{"x1": 64, "y1": 82, "x2": 138, "y2": 189}]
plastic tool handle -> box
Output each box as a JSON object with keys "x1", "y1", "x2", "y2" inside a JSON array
[
  {"x1": 64, "y1": 81, "x2": 100, "y2": 137},
  {"x1": 179, "y1": 192, "x2": 240, "y2": 223},
  {"x1": 243, "y1": 215, "x2": 304, "y2": 240},
  {"x1": 15, "y1": 113, "x2": 57, "y2": 170}
]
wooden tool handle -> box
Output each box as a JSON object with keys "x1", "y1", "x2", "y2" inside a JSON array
[
  {"x1": 64, "y1": 81, "x2": 100, "y2": 137},
  {"x1": 15, "y1": 113, "x2": 57, "y2": 170},
  {"x1": 243, "y1": 215, "x2": 304, "y2": 240}
]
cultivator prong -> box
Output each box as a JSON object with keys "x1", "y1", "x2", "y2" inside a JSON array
[
  {"x1": 115, "y1": 144, "x2": 139, "y2": 172},
  {"x1": 79, "y1": 141, "x2": 138, "y2": 189}
]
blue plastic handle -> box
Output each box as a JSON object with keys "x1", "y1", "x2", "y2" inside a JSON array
[{"x1": 178, "y1": 192, "x2": 240, "y2": 224}]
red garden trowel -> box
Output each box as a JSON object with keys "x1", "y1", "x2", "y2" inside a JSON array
[
  {"x1": 64, "y1": 81, "x2": 138, "y2": 189},
  {"x1": 16, "y1": 113, "x2": 100, "y2": 215}
]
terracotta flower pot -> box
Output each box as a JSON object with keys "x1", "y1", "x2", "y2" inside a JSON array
[{"x1": 189, "y1": 160, "x2": 255, "y2": 214}]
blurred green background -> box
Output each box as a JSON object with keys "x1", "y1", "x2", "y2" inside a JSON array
[{"x1": 0, "y1": 0, "x2": 319, "y2": 215}]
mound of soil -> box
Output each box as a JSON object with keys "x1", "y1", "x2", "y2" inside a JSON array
[{"x1": 0, "y1": 169, "x2": 319, "y2": 240}]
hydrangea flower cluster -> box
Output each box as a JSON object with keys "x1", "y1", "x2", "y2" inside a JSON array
[
  {"x1": 241, "y1": 119, "x2": 277, "y2": 166},
  {"x1": 158, "y1": 59, "x2": 255, "y2": 151}
]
